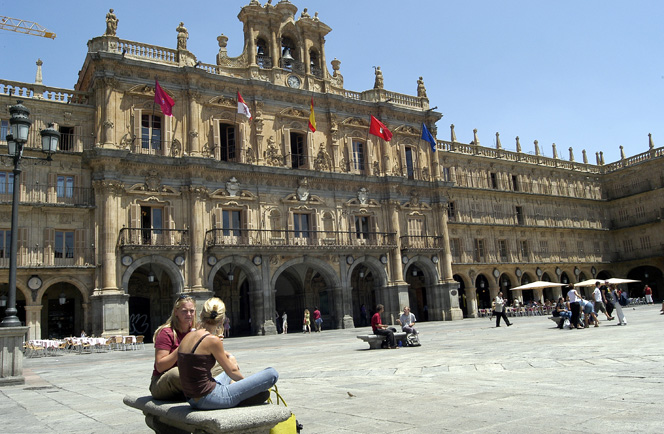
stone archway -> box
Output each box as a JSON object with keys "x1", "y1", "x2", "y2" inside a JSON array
[{"x1": 348, "y1": 256, "x2": 389, "y2": 327}]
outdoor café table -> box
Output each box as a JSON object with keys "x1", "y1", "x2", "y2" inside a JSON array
[{"x1": 29, "y1": 339, "x2": 63, "y2": 349}]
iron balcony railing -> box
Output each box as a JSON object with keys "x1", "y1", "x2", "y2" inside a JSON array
[
  {"x1": 0, "y1": 246, "x2": 95, "y2": 268},
  {"x1": 400, "y1": 235, "x2": 444, "y2": 251},
  {"x1": 118, "y1": 228, "x2": 190, "y2": 249},
  {"x1": 0, "y1": 184, "x2": 95, "y2": 207},
  {"x1": 205, "y1": 229, "x2": 397, "y2": 250}
]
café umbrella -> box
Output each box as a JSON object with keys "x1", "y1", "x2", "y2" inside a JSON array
[{"x1": 510, "y1": 281, "x2": 567, "y2": 291}]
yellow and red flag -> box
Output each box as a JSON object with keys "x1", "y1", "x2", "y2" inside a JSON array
[{"x1": 308, "y1": 96, "x2": 316, "y2": 132}]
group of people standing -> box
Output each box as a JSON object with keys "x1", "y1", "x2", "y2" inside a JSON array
[
  {"x1": 552, "y1": 281, "x2": 628, "y2": 329},
  {"x1": 277, "y1": 307, "x2": 323, "y2": 334}
]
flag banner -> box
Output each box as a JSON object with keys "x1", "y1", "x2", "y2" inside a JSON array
[
  {"x1": 369, "y1": 115, "x2": 392, "y2": 141},
  {"x1": 154, "y1": 79, "x2": 175, "y2": 117},
  {"x1": 308, "y1": 96, "x2": 316, "y2": 132},
  {"x1": 237, "y1": 91, "x2": 252, "y2": 119},
  {"x1": 421, "y1": 123, "x2": 437, "y2": 152}
]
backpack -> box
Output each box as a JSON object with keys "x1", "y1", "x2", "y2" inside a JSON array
[{"x1": 618, "y1": 292, "x2": 629, "y2": 307}]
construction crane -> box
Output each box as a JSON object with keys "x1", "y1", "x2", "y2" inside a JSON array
[{"x1": 0, "y1": 16, "x2": 56, "y2": 39}]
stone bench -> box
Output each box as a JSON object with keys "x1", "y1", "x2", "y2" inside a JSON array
[
  {"x1": 549, "y1": 316, "x2": 564, "y2": 327},
  {"x1": 356, "y1": 332, "x2": 407, "y2": 349},
  {"x1": 123, "y1": 395, "x2": 292, "y2": 434}
]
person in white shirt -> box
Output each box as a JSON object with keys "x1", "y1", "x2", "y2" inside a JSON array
[
  {"x1": 493, "y1": 292, "x2": 512, "y2": 327},
  {"x1": 397, "y1": 306, "x2": 418, "y2": 336},
  {"x1": 592, "y1": 281, "x2": 614, "y2": 321},
  {"x1": 567, "y1": 286, "x2": 583, "y2": 329}
]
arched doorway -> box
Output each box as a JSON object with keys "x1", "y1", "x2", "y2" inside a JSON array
[
  {"x1": 351, "y1": 264, "x2": 376, "y2": 327},
  {"x1": 499, "y1": 274, "x2": 513, "y2": 305},
  {"x1": 453, "y1": 275, "x2": 467, "y2": 317},
  {"x1": 406, "y1": 264, "x2": 428, "y2": 321},
  {"x1": 628, "y1": 266, "x2": 663, "y2": 301},
  {"x1": 127, "y1": 262, "x2": 173, "y2": 342},
  {"x1": 40, "y1": 282, "x2": 83, "y2": 339},
  {"x1": 541, "y1": 272, "x2": 556, "y2": 302},
  {"x1": 475, "y1": 274, "x2": 491, "y2": 309},
  {"x1": 274, "y1": 264, "x2": 331, "y2": 333},
  {"x1": 212, "y1": 261, "x2": 252, "y2": 336}
]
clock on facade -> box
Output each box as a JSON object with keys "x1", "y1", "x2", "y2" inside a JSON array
[
  {"x1": 287, "y1": 74, "x2": 301, "y2": 88},
  {"x1": 28, "y1": 276, "x2": 42, "y2": 290},
  {"x1": 121, "y1": 255, "x2": 133, "y2": 266}
]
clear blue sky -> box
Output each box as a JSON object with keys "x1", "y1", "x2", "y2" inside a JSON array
[{"x1": 1, "y1": 0, "x2": 662, "y2": 164}]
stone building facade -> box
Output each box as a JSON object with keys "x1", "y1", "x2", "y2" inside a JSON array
[{"x1": 0, "y1": 2, "x2": 662, "y2": 340}]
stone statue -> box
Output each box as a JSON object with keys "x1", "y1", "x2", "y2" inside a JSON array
[
  {"x1": 373, "y1": 66, "x2": 384, "y2": 89},
  {"x1": 176, "y1": 22, "x2": 188, "y2": 50},
  {"x1": 301, "y1": 8, "x2": 310, "y2": 18},
  {"x1": 105, "y1": 9, "x2": 118, "y2": 37},
  {"x1": 417, "y1": 76, "x2": 427, "y2": 98}
]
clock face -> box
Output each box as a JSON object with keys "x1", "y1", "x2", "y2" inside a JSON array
[
  {"x1": 287, "y1": 75, "x2": 301, "y2": 88},
  {"x1": 28, "y1": 276, "x2": 42, "y2": 290},
  {"x1": 121, "y1": 255, "x2": 133, "y2": 266}
]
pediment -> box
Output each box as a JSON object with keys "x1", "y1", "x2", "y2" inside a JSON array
[{"x1": 342, "y1": 117, "x2": 368, "y2": 127}]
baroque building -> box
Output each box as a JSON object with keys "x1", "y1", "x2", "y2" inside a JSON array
[{"x1": 0, "y1": 1, "x2": 662, "y2": 340}]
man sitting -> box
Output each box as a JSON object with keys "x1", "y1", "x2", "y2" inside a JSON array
[
  {"x1": 371, "y1": 304, "x2": 398, "y2": 349},
  {"x1": 397, "y1": 306, "x2": 420, "y2": 345}
]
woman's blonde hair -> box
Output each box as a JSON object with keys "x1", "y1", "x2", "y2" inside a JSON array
[
  {"x1": 152, "y1": 295, "x2": 196, "y2": 342},
  {"x1": 199, "y1": 297, "x2": 226, "y2": 327}
]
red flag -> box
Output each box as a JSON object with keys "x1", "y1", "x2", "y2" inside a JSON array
[
  {"x1": 369, "y1": 115, "x2": 392, "y2": 141},
  {"x1": 237, "y1": 91, "x2": 252, "y2": 119},
  {"x1": 308, "y1": 96, "x2": 316, "y2": 132},
  {"x1": 154, "y1": 79, "x2": 175, "y2": 117}
]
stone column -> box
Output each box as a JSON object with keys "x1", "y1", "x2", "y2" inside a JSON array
[
  {"x1": 90, "y1": 292, "x2": 129, "y2": 337},
  {"x1": 0, "y1": 326, "x2": 29, "y2": 385},
  {"x1": 94, "y1": 181, "x2": 123, "y2": 291},
  {"x1": 23, "y1": 305, "x2": 41, "y2": 341},
  {"x1": 259, "y1": 256, "x2": 276, "y2": 335},
  {"x1": 186, "y1": 186, "x2": 207, "y2": 292},
  {"x1": 100, "y1": 78, "x2": 117, "y2": 146},
  {"x1": 386, "y1": 200, "x2": 405, "y2": 284},
  {"x1": 466, "y1": 286, "x2": 478, "y2": 318},
  {"x1": 187, "y1": 91, "x2": 201, "y2": 156},
  {"x1": 437, "y1": 203, "x2": 454, "y2": 281}
]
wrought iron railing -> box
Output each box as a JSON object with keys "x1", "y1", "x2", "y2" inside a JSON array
[
  {"x1": 0, "y1": 184, "x2": 94, "y2": 207},
  {"x1": 0, "y1": 246, "x2": 95, "y2": 268},
  {"x1": 118, "y1": 228, "x2": 189, "y2": 248},
  {"x1": 400, "y1": 235, "x2": 443, "y2": 250},
  {"x1": 205, "y1": 229, "x2": 397, "y2": 249}
]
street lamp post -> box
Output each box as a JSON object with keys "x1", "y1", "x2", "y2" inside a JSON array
[{"x1": 1, "y1": 101, "x2": 59, "y2": 328}]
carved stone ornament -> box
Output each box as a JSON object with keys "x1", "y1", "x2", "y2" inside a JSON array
[
  {"x1": 313, "y1": 144, "x2": 331, "y2": 171},
  {"x1": 245, "y1": 146, "x2": 255, "y2": 164},
  {"x1": 266, "y1": 137, "x2": 284, "y2": 166},
  {"x1": 119, "y1": 132, "x2": 134, "y2": 149},
  {"x1": 103, "y1": 120, "x2": 114, "y2": 130},
  {"x1": 357, "y1": 187, "x2": 369, "y2": 205},
  {"x1": 145, "y1": 170, "x2": 161, "y2": 192},
  {"x1": 296, "y1": 178, "x2": 310, "y2": 202},
  {"x1": 372, "y1": 161, "x2": 380, "y2": 176},
  {"x1": 170, "y1": 139, "x2": 182, "y2": 157},
  {"x1": 226, "y1": 177, "x2": 240, "y2": 197},
  {"x1": 409, "y1": 191, "x2": 420, "y2": 206}
]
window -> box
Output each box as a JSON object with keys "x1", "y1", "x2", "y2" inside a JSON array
[
  {"x1": 447, "y1": 201, "x2": 456, "y2": 221},
  {"x1": 450, "y1": 238, "x2": 461, "y2": 260},
  {"x1": 516, "y1": 206, "x2": 524, "y2": 225},
  {"x1": 0, "y1": 171, "x2": 14, "y2": 195},
  {"x1": 355, "y1": 215, "x2": 370, "y2": 240},
  {"x1": 490, "y1": 172, "x2": 498, "y2": 189},
  {"x1": 219, "y1": 123, "x2": 236, "y2": 162},
  {"x1": 593, "y1": 241, "x2": 601, "y2": 254},
  {"x1": 1, "y1": 120, "x2": 8, "y2": 141},
  {"x1": 559, "y1": 241, "x2": 567, "y2": 255},
  {"x1": 352, "y1": 140, "x2": 365, "y2": 172},
  {"x1": 474, "y1": 238, "x2": 486, "y2": 262},
  {"x1": 141, "y1": 114, "x2": 162, "y2": 150},
  {"x1": 141, "y1": 206, "x2": 163, "y2": 244},
  {"x1": 498, "y1": 239, "x2": 508, "y2": 261},
  {"x1": 640, "y1": 236, "x2": 651, "y2": 250},
  {"x1": 0, "y1": 230, "x2": 10, "y2": 258},
  {"x1": 408, "y1": 217, "x2": 425, "y2": 248},
  {"x1": 59, "y1": 126, "x2": 75, "y2": 151},
  {"x1": 57, "y1": 175, "x2": 74, "y2": 198},
  {"x1": 520, "y1": 240, "x2": 529, "y2": 259},
  {"x1": 511, "y1": 175, "x2": 519, "y2": 192},
  {"x1": 54, "y1": 230, "x2": 74, "y2": 259},
  {"x1": 577, "y1": 240, "x2": 584, "y2": 254},
  {"x1": 293, "y1": 213, "x2": 310, "y2": 238},
  {"x1": 290, "y1": 131, "x2": 305, "y2": 168},
  {"x1": 442, "y1": 167, "x2": 451, "y2": 182},
  {"x1": 622, "y1": 239, "x2": 634, "y2": 253},
  {"x1": 539, "y1": 240, "x2": 549, "y2": 254},
  {"x1": 405, "y1": 147, "x2": 415, "y2": 180},
  {"x1": 222, "y1": 209, "x2": 242, "y2": 237}
]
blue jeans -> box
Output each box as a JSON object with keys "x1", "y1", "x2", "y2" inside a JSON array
[{"x1": 188, "y1": 367, "x2": 278, "y2": 410}]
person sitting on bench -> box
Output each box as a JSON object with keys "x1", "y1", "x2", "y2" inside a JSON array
[
  {"x1": 397, "y1": 306, "x2": 419, "y2": 336},
  {"x1": 371, "y1": 304, "x2": 398, "y2": 349}
]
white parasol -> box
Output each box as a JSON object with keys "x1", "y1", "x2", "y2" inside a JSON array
[{"x1": 510, "y1": 281, "x2": 567, "y2": 291}]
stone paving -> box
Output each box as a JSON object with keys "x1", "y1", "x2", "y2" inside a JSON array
[{"x1": 1, "y1": 304, "x2": 662, "y2": 433}]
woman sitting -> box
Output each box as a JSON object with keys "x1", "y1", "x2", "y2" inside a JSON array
[
  {"x1": 178, "y1": 297, "x2": 278, "y2": 409},
  {"x1": 553, "y1": 297, "x2": 572, "y2": 329}
]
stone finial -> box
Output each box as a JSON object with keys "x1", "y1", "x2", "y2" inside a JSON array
[
  {"x1": 35, "y1": 59, "x2": 43, "y2": 85},
  {"x1": 217, "y1": 34, "x2": 228, "y2": 48},
  {"x1": 331, "y1": 58, "x2": 341, "y2": 77},
  {"x1": 620, "y1": 145, "x2": 625, "y2": 160},
  {"x1": 534, "y1": 140, "x2": 540, "y2": 156},
  {"x1": 569, "y1": 147, "x2": 574, "y2": 162},
  {"x1": 515, "y1": 136, "x2": 521, "y2": 153},
  {"x1": 176, "y1": 22, "x2": 188, "y2": 50},
  {"x1": 599, "y1": 151, "x2": 604, "y2": 165},
  {"x1": 314, "y1": 12, "x2": 319, "y2": 21},
  {"x1": 472, "y1": 128, "x2": 479, "y2": 146},
  {"x1": 373, "y1": 66, "x2": 384, "y2": 89},
  {"x1": 552, "y1": 143, "x2": 558, "y2": 159},
  {"x1": 104, "y1": 9, "x2": 118, "y2": 37},
  {"x1": 649, "y1": 133, "x2": 654, "y2": 150},
  {"x1": 450, "y1": 124, "x2": 457, "y2": 143},
  {"x1": 417, "y1": 77, "x2": 427, "y2": 98},
  {"x1": 596, "y1": 152, "x2": 600, "y2": 165},
  {"x1": 582, "y1": 149, "x2": 588, "y2": 164},
  {"x1": 495, "y1": 132, "x2": 502, "y2": 149}
]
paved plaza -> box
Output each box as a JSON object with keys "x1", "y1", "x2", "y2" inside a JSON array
[{"x1": 1, "y1": 304, "x2": 662, "y2": 433}]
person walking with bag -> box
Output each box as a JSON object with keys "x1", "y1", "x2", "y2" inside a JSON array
[{"x1": 494, "y1": 291, "x2": 512, "y2": 327}]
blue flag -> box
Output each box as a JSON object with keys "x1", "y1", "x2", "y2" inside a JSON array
[{"x1": 421, "y1": 123, "x2": 436, "y2": 152}]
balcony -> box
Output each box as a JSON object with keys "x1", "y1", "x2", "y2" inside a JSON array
[
  {"x1": 0, "y1": 246, "x2": 95, "y2": 268},
  {"x1": 205, "y1": 229, "x2": 397, "y2": 252},
  {"x1": 610, "y1": 210, "x2": 662, "y2": 229},
  {"x1": 118, "y1": 228, "x2": 190, "y2": 250},
  {"x1": 400, "y1": 235, "x2": 443, "y2": 253},
  {"x1": 0, "y1": 184, "x2": 95, "y2": 207}
]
